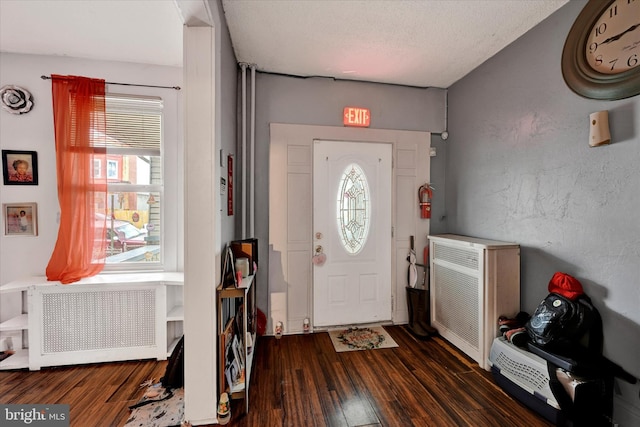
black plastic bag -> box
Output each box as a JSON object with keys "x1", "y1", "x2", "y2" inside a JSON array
[{"x1": 161, "y1": 335, "x2": 184, "y2": 390}]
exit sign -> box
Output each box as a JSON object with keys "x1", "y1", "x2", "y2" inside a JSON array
[{"x1": 343, "y1": 106, "x2": 370, "y2": 127}]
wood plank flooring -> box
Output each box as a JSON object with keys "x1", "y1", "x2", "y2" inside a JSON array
[
  {"x1": 0, "y1": 355, "x2": 166, "y2": 426},
  {"x1": 235, "y1": 326, "x2": 553, "y2": 427},
  {"x1": 0, "y1": 325, "x2": 553, "y2": 426}
]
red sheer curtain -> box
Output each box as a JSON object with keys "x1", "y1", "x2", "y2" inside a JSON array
[{"x1": 46, "y1": 75, "x2": 107, "y2": 284}]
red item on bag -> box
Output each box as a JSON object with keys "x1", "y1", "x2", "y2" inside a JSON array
[{"x1": 548, "y1": 272, "x2": 584, "y2": 300}]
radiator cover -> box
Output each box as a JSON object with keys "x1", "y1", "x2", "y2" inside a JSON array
[
  {"x1": 429, "y1": 234, "x2": 520, "y2": 370},
  {"x1": 28, "y1": 283, "x2": 166, "y2": 369},
  {"x1": 432, "y1": 263, "x2": 480, "y2": 350},
  {"x1": 41, "y1": 289, "x2": 156, "y2": 353}
]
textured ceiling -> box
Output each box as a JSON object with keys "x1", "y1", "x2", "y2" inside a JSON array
[
  {"x1": 221, "y1": 0, "x2": 569, "y2": 87},
  {"x1": 0, "y1": 0, "x2": 569, "y2": 88},
  {"x1": 0, "y1": 0, "x2": 184, "y2": 67}
]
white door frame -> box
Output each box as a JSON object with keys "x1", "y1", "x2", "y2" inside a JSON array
[{"x1": 269, "y1": 124, "x2": 430, "y2": 334}]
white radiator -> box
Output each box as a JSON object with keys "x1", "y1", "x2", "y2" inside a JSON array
[
  {"x1": 28, "y1": 283, "x2": 166, "y2": 369},
  {"x1": 432, "y1": 259, "x2": 481, "y2": 350},
  {"x1": 429, "y1": 234, "x2": 520, "y2": 370}
]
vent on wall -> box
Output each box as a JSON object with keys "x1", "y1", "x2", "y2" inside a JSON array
[{"x1": 41, "y1": 289, "x2": 156, "y2": 353}]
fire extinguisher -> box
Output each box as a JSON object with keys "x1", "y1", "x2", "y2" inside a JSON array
[{"x1": 419, "y1": 183, "x2": 433, "y2": 219}]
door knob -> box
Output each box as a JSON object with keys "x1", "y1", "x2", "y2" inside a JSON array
[{"x1": 313, "y1": 245, "x2": 326, "y2": 266}]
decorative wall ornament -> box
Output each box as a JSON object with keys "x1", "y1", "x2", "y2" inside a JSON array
[{"x1": 0, "y1": 85, "x2": 34, "y2": 114}]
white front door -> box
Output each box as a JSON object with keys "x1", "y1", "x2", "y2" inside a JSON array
[
  {"x1": 313, "y1": 140, "x2": 392, "y2": 327},
  {"x1": 269, "y1": 124, "x2": 430, "y2": 335}
]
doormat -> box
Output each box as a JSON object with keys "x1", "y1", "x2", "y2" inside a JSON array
[
  {"x1": 125, "y1": 386, "x2": 184, "y2": 427},
  {"x1": 328, "y1": 326, "x2": 399, "y2": 352}
]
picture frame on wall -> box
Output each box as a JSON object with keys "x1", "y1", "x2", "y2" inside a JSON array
[
  {"x1": 2, "y1": 150, "x2": 38, "y2": 185},
  {"x1": 3, "y1": 202, "x2": 38, "y2": 236}
]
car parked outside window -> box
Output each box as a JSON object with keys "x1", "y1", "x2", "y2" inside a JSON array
[{"x1": 104, "y1": 219, "x2": 148, "y2": 254}]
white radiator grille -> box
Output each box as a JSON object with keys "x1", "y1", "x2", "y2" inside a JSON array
[
  {"x1": 433, "y1": 243, "x2": 479, "y2": 271},
  {"x1": 433, "y1": 264, "x2": 479, "y2": 348},
  {"x1": 41, "y1": 289, "x2": 156, "y2": 353}
]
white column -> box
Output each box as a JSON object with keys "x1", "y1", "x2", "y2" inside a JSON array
[{"x1": 183, "y1": 25, "x2": 218, "y2": 425}]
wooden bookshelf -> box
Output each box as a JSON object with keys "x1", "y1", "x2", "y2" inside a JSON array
[{"x1": 216, "y1": 239, "x2": 258, "y2": 414}]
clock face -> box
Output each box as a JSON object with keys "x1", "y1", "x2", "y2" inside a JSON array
[
  {"x1": 562, "y1": 0, "x2": 640, "y2": 99},
  {"x1": 585, "y1": 0, "x2": 640, "y2": 75}
]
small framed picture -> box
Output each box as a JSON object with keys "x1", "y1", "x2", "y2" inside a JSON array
[
  {"x1": 3, "y1": 202, "x2": 38, "y2": 236},
  {"x1": 2, "y1": 150, "x2": 38, "y2": 185}
]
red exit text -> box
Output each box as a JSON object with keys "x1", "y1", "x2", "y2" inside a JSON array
[{"x1": 343, "y1": 107, "x2": 370, "y2": 127}]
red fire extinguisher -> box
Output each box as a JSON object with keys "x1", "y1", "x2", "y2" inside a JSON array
[{"x1": 419, "y1": 183, "x2": 433, "y2": 219}]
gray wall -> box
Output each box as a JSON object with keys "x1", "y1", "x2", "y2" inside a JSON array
[
  {"x1": 229, "y1": 0, "x2": 639, "y2": 420},
  {"x1": 215, "y1": 0, "x2": 239, "y2": 249},
  {"x1": 446, "y1": 0, "x2": 640, "y2": 419},
  {"x1": 248, "y1": 74, "x2": 447, "y2": 322}
]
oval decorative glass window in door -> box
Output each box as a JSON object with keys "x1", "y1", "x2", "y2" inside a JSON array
[{"x1": 337, "y1": 163, "x2": 370, "y2": 254}]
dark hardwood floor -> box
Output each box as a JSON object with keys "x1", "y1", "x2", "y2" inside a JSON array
[
  {"x1": 0, "y1": 353, "x2": 166, "y2": 426},
  {"x1": 0, "y1": 326, "x2": 553, "y2": 426}
]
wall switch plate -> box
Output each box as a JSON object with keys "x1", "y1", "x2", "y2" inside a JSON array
[{"x1": 430, "y1": 147, "x2": 437, "y2": 157}]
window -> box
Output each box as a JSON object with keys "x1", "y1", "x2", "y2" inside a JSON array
[
  {"x1": 337, "y1": 163, "x2": 370, "y2": 254},
  {"x1": 93, "y1": 159, "x2": 102, "y2": 178},
  {"x1": 107, "y1": 159, "x2": 118, "y2": 179},
  {"x1": 96, "y1": 94, "x2": 164, "y2": 267}
]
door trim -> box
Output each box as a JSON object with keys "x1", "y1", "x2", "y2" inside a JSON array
[{"x1": 269, "y1": 124, "x2": 430, "y2": 334}]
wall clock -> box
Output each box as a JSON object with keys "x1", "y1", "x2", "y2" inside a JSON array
[{"x1": 562, "y1": 0, "x2": 640, "y2": 100}]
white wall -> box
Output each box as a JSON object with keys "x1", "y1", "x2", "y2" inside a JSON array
[
  {"x1": 183, "y1": 25, "x2": 219, "y2": 425},
  {"x1": 181, "y1": 1, "x2": 238, "y2": 421},
  {"x1": 0, "y1": 53, "x2": 183, "y2": 324}
]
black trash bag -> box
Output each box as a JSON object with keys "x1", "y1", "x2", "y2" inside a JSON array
[{"x1": 161, "y1": 335, "x2": 184, "y2": 390}]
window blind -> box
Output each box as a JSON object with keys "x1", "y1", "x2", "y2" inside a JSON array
[{"x1": 102, "y1": 94, "x2": 163, "y2": 156}]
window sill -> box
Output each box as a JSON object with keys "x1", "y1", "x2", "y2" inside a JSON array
[{"x1": 1, "y1": 271, "x2": 183, "y2": 293}]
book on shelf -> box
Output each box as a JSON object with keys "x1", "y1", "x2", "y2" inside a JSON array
[
  {"x1": 234, "y1": 304, "x2": 244, "y2": 345},
  {"x1": 223, "y1": 324, "x2": 239, "y2": 385},
  {"x1": 220, "y1": 317, "x2": 234, "y2": 391},
  {"x1": 232, "y1": 334, "x2": 245, "y2": 371},
  {"x1": 229, "y1": 371, "x2": 245, "y2": 393},
  {"x1": 224, "y1": 333, "x2": 245, "y2": 393},
  {"x1": 225, "y1": 357, "x2": 243, "y2": 392},
  {"x1": 220, "y1": 245, "x2": 238, "y2": 288},
  {"x1": 222, "y1": 317, "x2": 235, "y2": 343}
]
